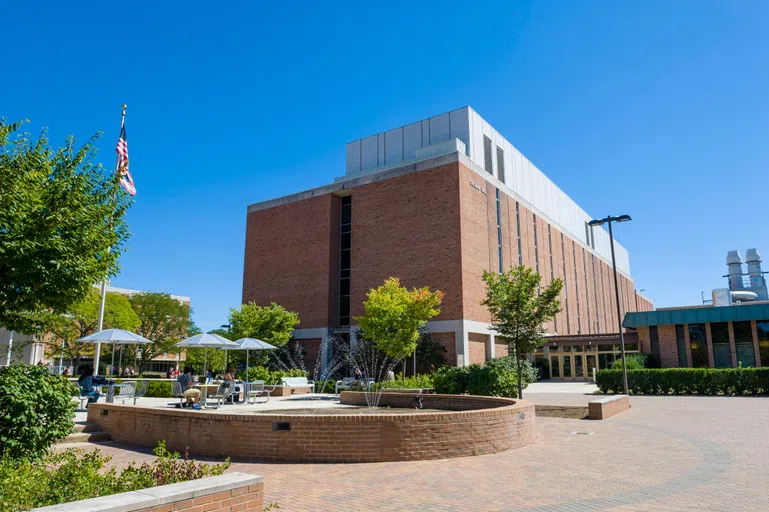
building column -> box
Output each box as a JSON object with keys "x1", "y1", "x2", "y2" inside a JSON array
[
  {"x1": 683, "y1": 324, "x2": 693, "y2": 367},
  {"x1": 488, "y1": 334, "x2": 496, "y2": 361},
  {"x1": 751, "y1": 321, "x2": 762, "y2": 368},
  {"x1": 727, "y1": 322, "x2": 738, "y2": 368},
  {"x1": 705, "y1": 323, "x2": 715, "y2": 368},
  {"x1": 454, "y1": 326, "x2": 469, "y2": 367}
]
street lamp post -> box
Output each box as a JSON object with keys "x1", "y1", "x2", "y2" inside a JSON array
[{"x1": 589, "y1": 214, "x2": 632, "y2": 395}]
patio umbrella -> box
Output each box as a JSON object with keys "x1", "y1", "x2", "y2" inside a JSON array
[
  {"x1": 175, "y1": 333, "x2": 237, "y2": 378},
  {"x1": 222, "y1": 337, "x2": 277, "y2": 382},
  {"x1": 76, "y1": 328, "x2": 154, "y2": 376}
]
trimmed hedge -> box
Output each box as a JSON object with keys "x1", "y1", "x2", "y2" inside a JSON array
[
  {"x1": 145, "y1": 380, "x2": 173, "y2": 398},
  {"x1": 596, "y1": 368, "x2": 769, "y2": 395}
]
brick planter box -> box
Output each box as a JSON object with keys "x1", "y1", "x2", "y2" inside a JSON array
[
  {"x1": 32, "y1": 472, "x2": 262, "y2": 512},
  {"x1": 588, "y1": 395, "x2": 631, "y2": 419},
  {"x1": 89, "y1": 393, "x2": 535, "y2": 463}
]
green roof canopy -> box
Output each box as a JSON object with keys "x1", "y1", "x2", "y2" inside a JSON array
[{"x1": 624, "y1": 303, "x2": 769, "y2": 328}]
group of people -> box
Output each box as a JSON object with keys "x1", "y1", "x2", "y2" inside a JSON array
[{"x1": 175, "y1": 366, "x2": 240, "y2": 410}]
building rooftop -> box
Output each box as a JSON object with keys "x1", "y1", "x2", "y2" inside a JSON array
[{"x1": 624, "y1": 302, "x2": 769, "y2": 328}]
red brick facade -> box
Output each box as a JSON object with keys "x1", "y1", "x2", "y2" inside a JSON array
[{"x1": 243, "y1": 158, "x2": 650, "y2": 366}]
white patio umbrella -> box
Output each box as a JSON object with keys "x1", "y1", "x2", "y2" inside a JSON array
[
  {"x1": 76, "y1": 328, "x2": 154, "y2": 376},
  {"x1": 222, "y1": 337, "x2": 277, "y2": 381},
  {"x1": 175, "y1": 333, "x2": 238, "y2": 378}
]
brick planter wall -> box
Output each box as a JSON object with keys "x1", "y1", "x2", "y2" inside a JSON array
[
  {"x1": 89, "y1": 393, "x2": 535, "y2": 463},
  {"x1": 32, "y1": 473, "x2": 262, "y2": 512}
]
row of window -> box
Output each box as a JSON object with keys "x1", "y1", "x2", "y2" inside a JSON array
[
  {"x1": 658, "y1": 321, "x2": 769, "y2": 368},
  {"x1": 339, "y1": 196, "x2": 352, "y2": 326}
]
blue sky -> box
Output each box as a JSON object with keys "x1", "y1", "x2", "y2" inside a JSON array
[{"x1": 3, "y1": 1, "x2": 768, "y2": 330}]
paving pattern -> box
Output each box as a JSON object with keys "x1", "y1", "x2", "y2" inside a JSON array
[{"x1": 71, "y1": 395, "x2": 769, "y2": 511}]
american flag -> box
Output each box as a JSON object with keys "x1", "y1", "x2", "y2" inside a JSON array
[{"x1": 116, "y1": 125, "x2": 136, "y2": 196}]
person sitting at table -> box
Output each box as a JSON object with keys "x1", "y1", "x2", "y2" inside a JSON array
[
  {"x1": 77, "y1": 365, "x2": 100, "y2": 406},
  {"x1": 223, "y1": 367, "x2": 240, "y2": 403},
  {"x1": 177, "y1": 367, "x2": 201, "y2": 409}
]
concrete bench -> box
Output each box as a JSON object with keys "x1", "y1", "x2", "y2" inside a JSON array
[{"x1": 588, "y1": 395, "x2": 630, "y2": 420}]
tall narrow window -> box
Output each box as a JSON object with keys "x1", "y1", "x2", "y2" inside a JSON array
[
  {"x1": 483, "y1": 136, "x2": 493, "y2": 175},
  {"x1": 675, "y1": 324, "x2": 688, "y2": 367},
  {"x1": 532, "y1": 215, "x2": 539, "y2": 274},
  {"x1": 548, "y1": 225, "x2": 556, "y2": 333},
  {"x1": 338, "y1": 196, "x2": 352, "y2": 326},
  {"x1": 583, "y1": 249, "x2": 590, "y2": 333},
  {"x1": 711, "y1": 322, "x2": 732, "y2": 368},
  {"x1": 757, "y1": 321, "x2": 769, "y2": 367},
  {"x1": 516, "y1": 202, "x2": 522, "y2": 265},
  {"x1": 495, "y1": 189, "x2": 503, "y2": 273},
  {"x1": 649, "y1": 326, "x2": 661, "y2": 367},
  {"x1": 561, "y1": 233, "x2": 570, "y2": 334},
  {"x1": 600, "y1": 263, "x2": 608, "y2": 331},
  {"x1": 689, "y1": 323, "x2": 709, "y2": 368},
  {"x1": 590, "y1": 225, "x2": 596, "y2": 249},
  {"x1": 592, "y1": 255, "x2": 600, "y2": 333},
  {"x1": 573, "y1": 241, "x2": 581, "y2": 333},
  {"x1": 584, "y1": 222, "x2": 591, "y2": 247},
  {"x1": 496, "y1": 146, "x2": 505, "y2": 183}
]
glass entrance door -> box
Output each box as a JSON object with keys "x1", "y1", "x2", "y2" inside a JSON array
[
  {"x1": 574, "y1": 355, "x2": 585, "y2": 379},
  {"x1": 586, "y1": 354, "x2": 598, "y2": 380},
  {"x1": 550, "y1": 355, "x2": 561, "y2": 379},
  {"x1": 562, "y1": 355, "x2": 572, "y2": 378}
]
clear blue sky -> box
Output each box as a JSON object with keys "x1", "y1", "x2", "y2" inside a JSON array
[{"x1": 3, "y1": 1, "x2": 768, "y2": 330}]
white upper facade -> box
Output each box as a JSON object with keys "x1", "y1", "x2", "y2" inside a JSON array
[{"x1": 344, "y1": 106, "x2": 631, "y2": 275}]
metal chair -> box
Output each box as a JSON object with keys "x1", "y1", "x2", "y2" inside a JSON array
[
  {"x1": 119, "y1": 380, "x2": 149, "y2": 405},
  {"x1": 246, "y1": 380, "x2": 272, "y2": 404},
  {"x1": 204, "y1": 382, "x2": 233, "y2": 409},
  {"x1": 171, "y1": 381, "x2": 186, "y2": 407}
]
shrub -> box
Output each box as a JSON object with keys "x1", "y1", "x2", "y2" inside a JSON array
[
  {"x1": 372, "y1": 374, "x2": 434, "y2": 391},
  {"x1": 0, "y1": 441, "x2": 229, "y2": 511},
  {"x1": 0, "y1": 364, "x2": 75, "y2": 460},
  {"x1": 145, "y1": 380, "x2": 173, "y2": 398},
  {"x1": 596, "y1": 367, "x2": 769, "y2": 395},
  {"x1": 432, "y1": 357, "x2": 536, "y2": 397},
  {"x1": 245, "y1": 366, "x2": 307, "y2": 385},
  {"x1": 611, "y1": 354, "x2": 647, "y2": 370}
]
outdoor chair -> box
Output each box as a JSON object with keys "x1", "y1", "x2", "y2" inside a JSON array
[
  {"x1": 171, "y1": 381, "x2": 186, "y2": 407},
  {"x1": 204, "y1": 382, "x2": 233, "y2": 409},
  {"x1": 118, "y1": 380, "x2": 149, "y2": 405},
  {"x1": 335, "y1": 377, "x2": 374, "y2": 394},
  {"x1": 246, "y1": 380, "x2": 272, "y2": 404}
]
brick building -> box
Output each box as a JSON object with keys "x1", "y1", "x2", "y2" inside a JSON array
[{"x1": 243, "y1": 107, "x2": 653, "y2": 378}]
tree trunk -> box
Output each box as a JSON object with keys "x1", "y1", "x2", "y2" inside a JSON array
[{"x1": 516, "y1": 349, "x2": 523, "y2": 400}]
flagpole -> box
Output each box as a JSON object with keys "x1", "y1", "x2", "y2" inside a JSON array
[{"x1": 94, "y1": 104, "x2": 127, "y2": 376}]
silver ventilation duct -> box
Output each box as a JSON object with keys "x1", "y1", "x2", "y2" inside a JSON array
[{"x1": 726, "y1": 250, "x2": 744, "y2": 290}]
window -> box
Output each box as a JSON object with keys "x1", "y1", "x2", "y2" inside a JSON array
[
  {"x1": 688, "y1": 323, "x2": 709, "y2": 368},
  {"x1": 649, "y1": 326, "x2": 661, "y2": 368},
  {"x1": 757, "y1": 321, "x2": 769, "y2": 367},
  {"x1": 561, "y1": 233, "x2": 570, "y2": 334},
  {"x1": 573, "y1": 241, "x2": 581, "y2": 333},
  {"x1": 733, "y1": 321, "x2": 756, "y2": 367},
  {"x1": 483, "y1": 136, "x2": 493, "y2": 175},
  {"x1": 516, "y1": 202, "x2": 522, "y2": 265},
  {"x1": 675, "y1": 325, "x2": 688, "y2": 367},
  {"x1": 496, "y1": 146, "x2": 505, "y2": 183},
  {"x1": 584, "y1": 222, "x2": 591, "y2": 247},
  {"x1": 533, "y1": 215, "x2": 539, "y2": 274},
  {"x1": 592, "y1": 255, "x2": 600, "y2": 333},
  {"x1": 495, "y1": 189, "x2": 502, "y2": 273},
  {"x1": 710, "y1": 322, "x2": 732, "y2": 368},
  {"x1": 338, "y1": 196, "x2": 352, "y2": 326},
  {"x1": 548, "y1": 225, "x2": 556, "y2": 333},
  {"x1": 583, "y1": 250, "x2": 590, "y2": 333}
]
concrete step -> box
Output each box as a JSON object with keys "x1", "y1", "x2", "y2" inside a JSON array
[
  {"x1": 58, "y1": 431, "x2": 112, "y2": 445},
  {"x1": 72, "y1": 421, "x2": 100, "y2": 434}
]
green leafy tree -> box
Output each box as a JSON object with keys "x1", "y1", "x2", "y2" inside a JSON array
[
  {"x1": 129, "y1": 293, "x2": 190, "y2": 374},
  {"x1": 0, "y1": 364, "x2": 75, "y2": 460},
  {"x1": 482, "y1": 266, "x2": 563, "y2": 399},
  {"x1": 355, "y1": 277, "x2": 444, "y2": 360},
  {"x1": 39, "y1": 290, "x2": 140, "y2": 368},
  {"x1": 0, "y1": 119, "x2": 131, "y2": 333},
  {"x1": 229, "y1": 302, "x2": 300, "y2": 348}
]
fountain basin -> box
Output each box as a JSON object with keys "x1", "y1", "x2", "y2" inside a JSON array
[{"x1": 87, "y1": 392, "x2": 535, "y2": 463}]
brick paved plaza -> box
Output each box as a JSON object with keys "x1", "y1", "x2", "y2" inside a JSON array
[{"x1": 71, "y1": 393, "x2": 769, "y2": 511}]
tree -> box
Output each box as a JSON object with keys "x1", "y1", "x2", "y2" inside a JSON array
[
  {"x1": 0, "y1": 119, "x2": 131, "y2": 333},
  {"x1": 355, "y1": 277, "x2": 444, "y2": 360},
  {"x1": 38, "y1": 290, "x2": 140, "y2": 368},
  {"x1": 482, "y1": 266, "x2": 563, "y2": 399},
  {"x1": 129, "y1": 293, "x2": 191, "y2": 374},
  {"x1": 228, "y1": 302, "x2": 300, "y2": 369}
]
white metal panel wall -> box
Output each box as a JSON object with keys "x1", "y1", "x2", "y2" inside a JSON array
[
  {"x1": 403, "y1": 122, "x2": 422, "y2": 160},
  {"x1": 346, "y1": 140, "x2": 361, "y2": 174},
  {"x1": 430, "y1": 113, "x2": 451, "y2": 145},
  {"x1": 384, "y1": 129, "x2": 402, "y2": 165},
  {"x1": 361, "y1": 136, "x2": 378, "y2": 171}
]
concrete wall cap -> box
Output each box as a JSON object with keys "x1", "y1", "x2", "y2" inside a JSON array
[
  {"x1": 31, "y1": 472, "x2": 262, "y2": 512},
  {"x1": 589, "y1": 395, "x2": 629, "y2": 405}
]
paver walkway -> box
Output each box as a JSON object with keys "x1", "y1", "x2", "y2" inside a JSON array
[{"x1": 70, "y1": 395, "x2": 769, "y2": 511}]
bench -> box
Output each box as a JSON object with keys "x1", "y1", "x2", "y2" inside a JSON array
[
  {"x1": 335, "y1": 377, "x2": 375, "y2": 394},
  {"x1": 280, "y1": 377, "x2": 315, "y2": 393},
  {"x1": 246, "y1": 381, "x2": 273, "y2": 404},
  {"x1": 116, "y1": 381, "x2": 149, "y2": 406},
  {"x1": 74, "y1": 396, "x2": 91, "y2": 411},
  {"x1": 588, "y1": 395, "x2": 630, "y2": 420}
]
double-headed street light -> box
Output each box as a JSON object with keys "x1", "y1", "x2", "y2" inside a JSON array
[{"x1": 588, "y1": 214, "x2": 632, "y2": 395}]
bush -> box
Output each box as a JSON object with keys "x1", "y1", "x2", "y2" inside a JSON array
[
  {"x1": 145, "y1": 380, "x2": 173, "y2": 398},
  {"x1": 611, "y1": 354, "x2": 647, "y2": 370},
  {"x1": 244, "y1": 366, "x2": 307, "y2": 385},
  {"x1": 0, "y1": 441, "x2": 229, "y2": 511},
  {"x1": 0, "y1": 364, "x2": 75, "y2": 460},
  {"x1": 596, "y1": 367, "x2": 769, "y2": 395},
  {"x1": 432, "y1": 357, "x2": 536, "y2": 398},
  {"x1": 372, "y1": 374, "x2": 434, "y2": 391}
]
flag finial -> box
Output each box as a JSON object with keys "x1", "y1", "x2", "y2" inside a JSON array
[{"x1": 122, "y1": 104, "x2": 127, "y2": 110}]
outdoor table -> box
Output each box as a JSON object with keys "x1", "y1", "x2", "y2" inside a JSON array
[
  {"x1": 237, "y1": 381, "x2": 274, "y2": 405},
  {"x1": 195, "y1": 383, "x2": 220, "y2": 408}
]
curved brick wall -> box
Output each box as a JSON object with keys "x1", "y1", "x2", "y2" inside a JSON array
[{"x1": 88, "y1": 393, "x2": 535, "y2": 463}]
